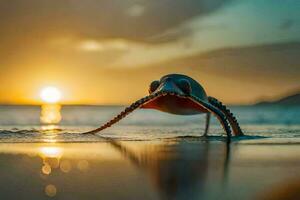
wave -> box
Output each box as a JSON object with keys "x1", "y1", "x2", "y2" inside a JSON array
[{"x1": 0, "y1": 125, "x2": 299, "y2": 144}]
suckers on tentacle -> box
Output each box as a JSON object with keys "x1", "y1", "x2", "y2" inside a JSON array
[
  {"x1": 208, "y1": 97, "x2": 243, "y2": 136},
  {"x1": 83, "y1": 91, "x2": 162, "y2": 134},
  {"x1": 82, "y1": 73, "x2": 243, "y2": 141},
  {"x1": 82, "y1": 92, "x2": 232, "y2": 139}
]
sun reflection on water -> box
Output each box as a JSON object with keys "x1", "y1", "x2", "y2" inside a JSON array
[
  {"x1": 39, "y1": 147, "x2": 63, "y2": 158},
  {"x1": 35, "y1": 145, "x2": 91, "y2": 197},
  {"x1": 38, "y1": 146, "x2": 63, "y2": 197},
  {"x1": 40, "y1": 104, "x2": 62, "y2": 124},
  {"x1": 39, "y1": 147, "x2": 63, "y2": 175}
]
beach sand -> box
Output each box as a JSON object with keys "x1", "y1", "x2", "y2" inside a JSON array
[{"x1": 0, "y1": 138, "x2": 299, "y2": 200}]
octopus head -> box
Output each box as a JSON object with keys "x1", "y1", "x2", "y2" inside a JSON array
[{"x1": 142, "y1": 74, "x2": 208, "y2": 115}]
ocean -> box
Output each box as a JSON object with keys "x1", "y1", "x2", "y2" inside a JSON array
[{"x1": 0, "y1": 105, "x2": 299, "y2": 142}]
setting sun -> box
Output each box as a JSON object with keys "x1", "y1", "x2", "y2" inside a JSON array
[{"x1": 40, "y1": 87, "x2": 62, "y2": 104}]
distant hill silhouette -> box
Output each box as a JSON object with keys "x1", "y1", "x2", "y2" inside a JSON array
[{"x1": 256, "y1": 92, "x2": 300, "y2": 105}]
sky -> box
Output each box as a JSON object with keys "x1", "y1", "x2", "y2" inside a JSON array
[{"x1": 0, "y1": 0, "x2": 299, "y2": 105}]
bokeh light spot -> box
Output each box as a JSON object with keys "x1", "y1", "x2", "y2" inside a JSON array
[
  {"x1": 45, "y1": 184, "x2": 57, "y2": 197},
  {"x1": 42, "y1": 164, "x2": 51, "y2": 175},
  {"x1": 60, "y1": 160, "x2": 72, "y2": 173},
  {"x1": 77, "y1": 160, "x2": 89, "y2": 172}
]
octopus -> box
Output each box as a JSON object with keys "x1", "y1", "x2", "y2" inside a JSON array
[{"x1": 83, "y1": 74, "x2": 244, "y2": 141}]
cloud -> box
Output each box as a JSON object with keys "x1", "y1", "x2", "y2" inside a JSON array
[
  {"x1": 2, "y1": 0, "x2": 300, "y2": 72},
  {"x1": 126, "y1": 4, "x2": 145, "y2": 17},
  {"x1": 77, "y1": 39, "x2": 130, "y2": 52},
  {"x1": 0, "y1": 0, "x2": 230, "y2": 43}
]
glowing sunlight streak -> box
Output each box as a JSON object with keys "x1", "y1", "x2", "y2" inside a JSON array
[
  {"x1": 40, "y1": 104, "x2": 62, "y2": 124},
  {"x1": 39, "y1": 86, "x2": 62, "y2": 125},
  {"x1": 39, "y1": 147, "x2": 63, "y2": 158}
]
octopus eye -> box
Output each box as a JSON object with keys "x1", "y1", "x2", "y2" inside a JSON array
[
  {"x1": 178, "y1": 79, "x2": 191, "y2": 94},
  {"x1": 149, "y1": 80, "x2": 160, "y2": 94}
]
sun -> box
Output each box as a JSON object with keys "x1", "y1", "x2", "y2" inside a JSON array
[{"x1": 40, "y1": 87, "x2": 62, "y2": 103}]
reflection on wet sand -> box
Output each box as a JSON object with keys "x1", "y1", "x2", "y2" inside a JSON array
[
  {"x1": 0, "y1": 140, "x2": 299, "y2": 200},
  {"x1": 39, "y1": 147, "x2": 62, "y2": 175},
  {"x1": 39, "y1": 146, "x2": 63, "y2": 197},
  {"x1": 106, "y1": 138, "x2": 230, "y2": 200},
  {"x1": 38, "y1": 145, "x2": 92, "y2": 197},
  {"x1": 258, "y1": 177, "x2": 300, "y2": 200},
  {"x1": 0, "y1": 140, "x2": 229, "y2": 199}
]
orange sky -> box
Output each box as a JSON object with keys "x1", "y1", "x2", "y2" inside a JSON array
[{"x1": 0, "y1": 0, "x2": 299, "y2": 105}]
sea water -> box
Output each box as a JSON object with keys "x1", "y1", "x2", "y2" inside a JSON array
[{"x1": 0, "y1": 105, "x2": 299, "y2": 142}]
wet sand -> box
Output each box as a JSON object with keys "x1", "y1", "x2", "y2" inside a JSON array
[{"x1": 0, "y1": 139, "x2": 299, "y2": 200}]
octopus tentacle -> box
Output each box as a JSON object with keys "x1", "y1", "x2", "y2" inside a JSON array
[
  {"x1": 204, "y1": 113, "x2": 211, "y2": 136},
  {"x1": 82, "y1": 92, "x2": 233, "y2": 141},
  {"x1": 188, "y1": 95, "x2": 232, "y2": 140},
  {"x1": 208, "y1": 96, "x2": 244, "y2": 136},
  {"x1": 82, "y1": 92, "x2": 163, "y2": 134}
]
